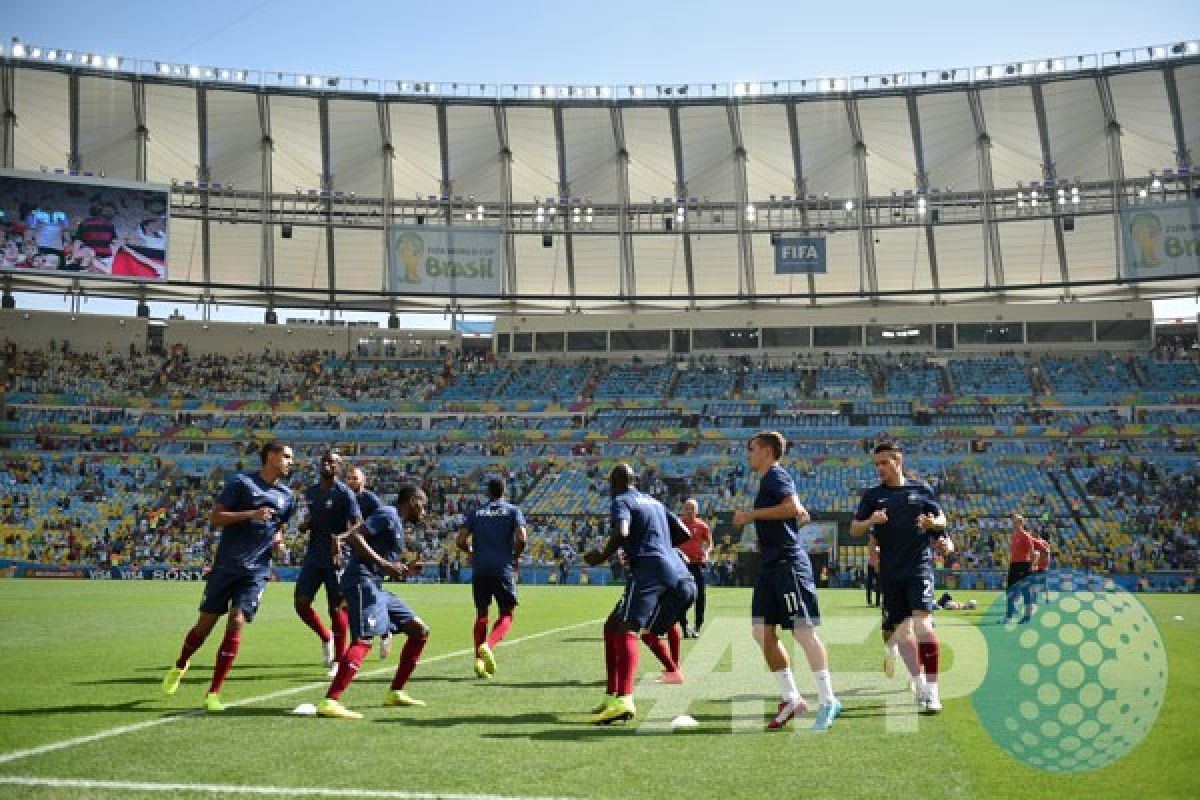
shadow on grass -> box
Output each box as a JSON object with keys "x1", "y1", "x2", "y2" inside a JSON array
[
  {"x1": 374, "y1": 711, "x2": 561, "y2": 727},
  {"x1": 0, "y1": 700, "x2": 171, "y2": 717}
]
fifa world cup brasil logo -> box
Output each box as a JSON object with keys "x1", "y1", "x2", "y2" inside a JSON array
[
  {"x1": 396, "y1": 232, "x2": 425, "y2": 283},
  {"x1": 1129, "y1": 213, "x2": 1162, "y2": 268}
]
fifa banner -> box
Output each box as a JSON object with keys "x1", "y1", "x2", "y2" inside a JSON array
[
  {"x1": 774, "y1": 235, "x2": 827, "y2": 274},
  {"x1": 1120, "y1": 201, "x2": 1200, "y2": 279},
  {"x1": 388, "y1": 225, "x2": 504, "y2": 296},
  {"x1": 0, "y1": 169, "x2": 170, "y2": 280}
]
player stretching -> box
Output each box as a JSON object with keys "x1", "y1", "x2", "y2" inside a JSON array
[
  {"x1": 583, "y1": 464, "x2": 695, "y2": 724},
  {"x1": 162, "y1": 442, "x2": 295, "y2": 712},
  {"x1": 318, "y1": 484, "x2": 431, "y2": 719},
  {"x1": 295, "y1": 450, "x2": 360, "y2": 677},
  {"x1": 345, "y1": 466, "x2": 389, "y2": 659},
  {"x1": 457, "y1": 477, "x2": 527, "y2": 678},
  {"x1": 851, "y1": 443, "x2": 952, "y2": 714},
  {"x1": 733, "y1": 431, "x2": 841, "y2": 732}
]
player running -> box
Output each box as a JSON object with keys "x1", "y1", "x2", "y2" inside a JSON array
[
  {"x1": 161, "y1": 442, "x2": 296, "y2": 712},
  {"x1": 456, "y1": 477, "x2": 528, "y2": 678},
  {"x1": 733, "y1": 431, "x2": 841, "y2": 732},
  {"x1": 583, "y1": 464, "x2": 695, "y2": 725},
  {"x1": 317, "y1": 484, "x2": 432, "y2": 720},
  {"x1": 294, "y1": 450, "x2": 360, "y2": 677},
  {"x1": 851, "y1": 443, "x2": 953, "y2": 714}
]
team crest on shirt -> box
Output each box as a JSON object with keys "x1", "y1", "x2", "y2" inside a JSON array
[
  {"x1": 908, "y1": 492, "x2": 920, "y2": 503},
  {"x1": 367, "y1": 616, "x2": 377, "y2": 627},
  {"x1": 325, "y1": 499, "x2": 333, "y2": 509}
]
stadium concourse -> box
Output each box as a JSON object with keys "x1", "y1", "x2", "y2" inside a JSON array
[{"x1": 0, "y1": 312, "x2": 1196, "y2": 593}]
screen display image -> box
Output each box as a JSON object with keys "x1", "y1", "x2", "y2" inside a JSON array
[{"x1": 0, "y1": 170, "x2": 170, "y2": 281}]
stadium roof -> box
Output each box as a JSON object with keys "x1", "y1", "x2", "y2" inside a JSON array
[{"x1": 1, "y1": 42, "x2": 1199, "y2": 313}]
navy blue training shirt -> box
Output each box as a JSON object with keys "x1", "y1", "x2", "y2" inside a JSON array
[
  {"x1": 302, "y1": 480, "x2": 361, "y2": 566},
  {"x1": 611, "y1": 488, "x2": 689, "y2": 585},
  {"x1": 343, "y1": 506, "x2": 405, "y2": 584},
  {"x1": 466, "y1": 499, "x2": 525, "y2": 576},
  {"x1": 752, "y1": 464, "x2": 814, "y2": 580},
  {"x1": 855, "y1": 479, "x2": 942, "y2": 577},
  {"x1": 355, "y1": 489, "x2": 382, "y2": 520},
  {"x1": 213, "y1": 472, "x2": 295, "y2": 574}
]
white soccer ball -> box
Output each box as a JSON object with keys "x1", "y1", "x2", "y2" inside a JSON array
[{"x1": 670, "y1": 714, "x2": 699, "y2": 731}]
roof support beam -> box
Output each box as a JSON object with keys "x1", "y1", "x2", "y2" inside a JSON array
[
  {"x1": 1163, "y1": 65, "x2": 1193, "y2": 169},
  {"x1": 906, "y1": 91, "x2": 941, "y2": 302},
  {"x1": 196, "y1": 87, "x2": 212, "y2": 287},
  {"x1": 0, "y1": 65, "x2": 13, "y2": 168},
  {"x1": 728, "y1": 103, "x2": 755, "y2": 302},
  {"x1": 844, "y1": 95, "x2": 878, "y2": 299},
  {"x1": 784, "y1": 99, "x2": 817, "y2": 306},
  {"x1": 493, "y1": 105, "x2": 518, "y2": 310},
  {"x1": 611, "y1": 107, "x2": 636, "y2": 307},
  {"x1": 967, "y1": 87, "x2": 1005, "y2": 293},
  {"x1": 318, "y1": 95, "x2": 337, "y2": 316},
  {"x1": 1095, "y1": 74, "x2": 1131, "y2": 293},
  {"x1": 1030, "y1": 81, "x2": 1072, "y2": 290},
  {"x1": 66, "y1": 72, "x2": 80, "y2": 172},
  {"x1": 667, "y1": 104, "x2": 696, "y2": 307},
  {"x1": 552, "y1": 105, "x2": 577, "y2": 307},
  {"x1": 256, "y1": 92, "x2": 275, "y2": 290},
  {"x1": 377, "y1": 100, "x2": 395, "y2": 295},
  {"x1": 132, "y1": 80, "x2": 148, "y2": 182}
]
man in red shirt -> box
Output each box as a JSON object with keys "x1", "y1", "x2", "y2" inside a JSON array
[
  {"x1": 1002, "y1": 513, "x2": 1050, "y2": 624},
  {"x1": 676, "y1": 498, "x2": 712, "y2": 638}
]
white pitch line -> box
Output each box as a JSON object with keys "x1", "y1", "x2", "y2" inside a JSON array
[
  {"x1": 0, "y1": 616, "x2": 603, "y2": 767},
  {"x1": 0, "y1": 775, "x2": 577, "y2": 800}
]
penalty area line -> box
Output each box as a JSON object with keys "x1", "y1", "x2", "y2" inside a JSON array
[
  {"x1": 0, "y1": 775, "x2": 578, "y2": 800},
  {"x1": 0, "y1": 616, "x2": 602, "y2": 767}
]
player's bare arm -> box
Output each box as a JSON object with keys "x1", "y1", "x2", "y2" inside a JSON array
[
  {"x1": 346, "y1": 524, "x2": 405, "y2": 580},
  {"x1": 210, "y1": 503, "x2": 273, "y2": 528}
]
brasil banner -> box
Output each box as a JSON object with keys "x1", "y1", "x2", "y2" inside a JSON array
[
  {"x1": 1120, "y1": 201, "x2": 1200, "y2": 279},
  {"x1": 388, "y1": 225, "x2": 504, "y2": 296}
]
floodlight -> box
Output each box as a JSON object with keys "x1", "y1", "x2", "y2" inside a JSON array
[{"x1": 844, "y1": 200, "x2": 855, "y2": 211}]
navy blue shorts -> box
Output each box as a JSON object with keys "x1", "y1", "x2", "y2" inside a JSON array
[
  {"x1": 343, "y1": 579, "x2": 416, "y2": 641},
  {"x1": 199, "y1": 569, "x2": 268, "y2": 622},
  {"x1": 614, "y1": 573, "x2": 695, "y2": 635},
  {"x1": 472, "y1": 572, "x2": 518, "y2": 611},
  {"x1": 751, "y1": 564, "x2": 821, "y2": 629},
  {"x1": 881, "y1": 571, "x2": 936, "y2": 629},
  {"x1": 294, "y1": 562, "x2": 343, "y2": 604}
]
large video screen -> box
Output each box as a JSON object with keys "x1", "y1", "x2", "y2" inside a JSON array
[{"x1": 0, "y1": 170, "x2": 170, "y2": 281}]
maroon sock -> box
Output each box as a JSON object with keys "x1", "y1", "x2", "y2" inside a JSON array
[
  {"x1": 176, "y1": 626, "x2": 205, "y2": 670},
  {"x1": 918, "y1": 637, "x2": 940, "y2": 682},
  {"x1": 899, "y1": 638, "x2": 922, "y2": 679},
  {"x1": 667, "y1": 624, "x2": 682, "y2": 668},
  {"x1": 296, "y1": 605, "x2": 331, "y2": 642},
  {"x1": 326, "y1": 639, "x2": 372, "y2": 700},
  {"x1": 487, "y1": 612, "x2": 514, "y2": 648},
  {"x1": 473, "y1": 615, "x2": 489, "y2": 649},
  {"x1": 640, "y1": 632, "x2": 676, "y2": 671},
  {"x1": 390, "y1": 634, "x2": 428, "y2": 690},
  {"x1": 617, "y1": 631, "x2": 640, "y2": 697},
  {"x1": 603, "y1": 628, "x2": 617, "y2": 695},
  {"x1": 208, "y1": 631, "x2": 241, "y2": 694},
  {"x1": 331, "y1": 607, "x2": 349, "y2": 660}
]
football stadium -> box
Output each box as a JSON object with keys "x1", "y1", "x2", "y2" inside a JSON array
[{"x1": 0, "y1": 4, "x2": 1198, "y2": 799}]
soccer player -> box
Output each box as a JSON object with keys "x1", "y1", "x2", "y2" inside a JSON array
[
  {"x1": 456, "y1": 477, "x2": 528, "y2": 678},
  {"x1": 850, "y1": 442, "x2": 953, "y2": 714},
  {"x1": 345, "y1": 465, "x2": 388, "y2": 658},
  {"x1": 677, "y1": 498, "x2": 712, "y2": 638},
  {"x1": 733, "y1": 431, "x2": 842, "y2": 731},
  {"x1": 317, "y1": 484, "x2": 432, "y2": 720},
  {"x1": 295, "y1": 450, "x2": 360, "y2": 677},
  {"x1": 161, "y1": 442, "x2": 296, "y2": 712},
  {"x1": 1001, "y1": 513, "x2": 1050, "y2": 624},
  {"x1": 583, "y1": 464, "x2": 695, "y2": 725}
]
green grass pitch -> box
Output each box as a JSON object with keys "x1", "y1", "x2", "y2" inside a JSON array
[{"x1": 0, "y1": 580, "x2": 1196, "y2": 799}]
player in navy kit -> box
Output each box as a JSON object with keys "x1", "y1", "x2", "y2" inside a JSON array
[
  {"x1": 850, "y1": 443, "x2": 953, "y2": 713},
  {"x1": 733, "y1": 431, "x2": 841, "y2": 731},
  {"x1": 162, "y1": 442, "x2": 296, "y2": 712},
  {"x1": 295, "y1": 450, "x2": 361, "y2": 677},
  {"x1": 583, "y1": 464, "x2": 695, "y2": 725},
  {"x1": 317, "y1": 484, "x2": 432, "y2": 719},
  {"x1": 456, "y1": 477, "x2": 528, "y2": 678},
  {"x1": 345, "y1": 466, "x2": 389, "y2": 658}
]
